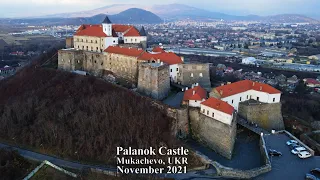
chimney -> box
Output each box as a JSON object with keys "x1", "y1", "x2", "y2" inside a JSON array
[
  {"x1": 181, "y1": 56, "x2": 185, "y2": 62},
  {"x1": 196, "y1": 83, "x2": 199, "y2": 86},
  {"x1": 227, "y1": 82, "x2": 231, "y2": 84},
  {"x1": 253, "y1": 82, "x2": 255, "y2": 86},
  {"x1": 221, "y1": 83, "x2": 225, "y2": 86},
  {"x1": 220, "y1": 90, "x2": 223, "y2": 95},
  {"x1": 192, "y1": 84, "x2": 194, "y2": 89},
  {"x1": 186, "y1": 87, "x2": 189, "y2": 90},
  {"x1": 260, "y1": 86, "x2": 262, "y2": 91},
  {"x1": 160, "y1": 62, "x2": 163, "y2": 65},
  {"x1": 193, "y1": 90, "x2": 195, "y2": 95}
]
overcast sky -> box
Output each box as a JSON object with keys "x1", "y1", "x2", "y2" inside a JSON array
[{"x1": 0, "y1": 0, "x2": 319, "y2": 18}]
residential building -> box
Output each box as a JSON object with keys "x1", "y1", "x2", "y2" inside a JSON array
[
  {"x1": 182, "y1": 85, "x2": 207, "y2": 107},
  {"x1": 210, "y1": 80, "x2": 282, "y2": 111},
  {"x1": 200, "y1": 97, "x2": 235, "y2": 125}
]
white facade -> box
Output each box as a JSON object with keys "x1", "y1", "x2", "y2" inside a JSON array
[
  {"x1": 105, "y1": 37, "x2": 119, "y2": 49},
  {"x1": 170, "y1": 64, "x2": 179, "y2": 82},
  {"x1": 242, "y1": 57, "x2": 257, "y2": 65},
  {"x1": 221, "y1": 90, "x2": 281, "y2": 111},
  {"x1": 200, "y1": 104, "x2": 233, "y2": 125},
  {"x1": 189, "y1": 99, "x2": 205, "y2": 108},
  {"x1": 124, "y1": 36, "x2": 147, "y2": 44},
  {"x1": 102, "y1": 23, "x2": 112, "y2": 36}
]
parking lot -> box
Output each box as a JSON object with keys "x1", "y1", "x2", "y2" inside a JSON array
[{"x1": 256, "y1": 133, "x2": 320, "y2": 180}]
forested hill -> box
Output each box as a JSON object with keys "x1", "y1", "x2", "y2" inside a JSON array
[{"x1": 0, "y1": 48, "x2": 176, "y2": 164}]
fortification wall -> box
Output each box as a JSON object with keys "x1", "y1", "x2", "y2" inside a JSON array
[
  {"x1": 177, "y1": 63, "x2": 211, "y2": 90},
  {"x1": 189, "y1": 108, "x2": 236, "y2": 159},
  {"x1": 194, "y1": 135, "x2": 271, "y2": 179},
  {"x1": 238, "y1": 102, "x2": 284, "y2": 131},
  {"x1": 137, "y1": 63, "x2": 170, "y2": 100},
  {"x1": 58, "y1": 50, "x2": 83, "y2": 71}
]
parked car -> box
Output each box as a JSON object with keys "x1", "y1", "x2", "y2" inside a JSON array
[
  {"x1": 305, "y1": 173, "x2": 317, "y2": 180},
  {"x1": 310, "y1": 168, "x2": 320, "y2": 176},
  {"x1": 268, "y1": 149, "x2": 282, "y2": 157},
  {"x1": 290, "y1": 143, "x2": 300, "y2": 149},
  {"x1": 298, "y1": 151, "x2": 312, "y2": 159},
  {"x1": 286, "y1": 140, "x2": 298, "y2": 146},
  {"x1": 292, "y1": 147, "x2": 307, "y2": 154}
]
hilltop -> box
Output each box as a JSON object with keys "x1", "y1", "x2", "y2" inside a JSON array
[
  {"x1": 0, "y1": 47, "x2": 176, "y2": 164},
  {"x1": 0, "y1": 8, "x2": 162, "y2": 25}
]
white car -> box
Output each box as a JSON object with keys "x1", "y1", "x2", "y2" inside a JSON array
[
  {"x1": 291, "y1": 147, "x2": 306, "y2": 154},
  {"x1": 298, "y1": 151, "x2": 312, "y2": 159},
  {"x1": 286, "y1": 140, "x2": 298, "y2": 146}
]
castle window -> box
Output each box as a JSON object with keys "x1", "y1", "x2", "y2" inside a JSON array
[
  {"x1": 212, "y1": 112, "x2": 214, "y2": 118},
  {"x1": 240, "y1": 97, "x2": 242, "y2": 101},
  {"x1": 101, "y1": 62, "x2": 103, "y2": 66},
  {"x1": 207, "y1": 110, "x2": 209, "y2": 115},
  {"x1": 86, "y1": 39, "x2": 88, "y2": 43},
  {"x1": 95, "y1": 40, "x2": 98, "y2": 43},
  {"x1": 195, "y1": 100, "x2": 197, "y2": 103},
  {"x1": 176, "y1": 68, "x2": 179, "y2": 71},
  {"x1": 135, "y1": 39, "x2": 137, "y2": 42},
  {"x1": 232, "y1": 100, "x2": 234, "y2": 104},
  {"x1": 191, "y1": 73, "x2": 193, "y2": 77},
  {"x1": 247, "y1": 95, "x2": 249, "y2": 99},
  {"x1": 113, "y1": 40, "x2": 116, "y2": 43},
  {"x1": 96, "y1": 47, "x2": 99, "y2": 51},
  {"x1": 273, "y1": 98, "x2": 275, "y2": 102},
  {"x1": 202, "y1": 109, "x2": 205, "y2": 113},
  {"x1": 82, "y1": 46, "x2": 84, "y2": 49},
  {"x1": 170, "y1": 69, "x2": 172, "y2": 72},
  {"x1": 257, "y1": 97, "x2": 260, "y2": 101},
  {"x1": 91, "y1": 40, "x2": 93, "y2": 43},
  {"x1": 131, "y1": 39, "x2": 133, "y2": 42},
  {"x1": 94, "y1": 60, "x2": 97, "y2": 63},
  {"x1": 199, "y1": 73, "x2": 203, "y2": 77},
  {"x1": 77, "y1": 46, "x2": 79, "y2": 49}
]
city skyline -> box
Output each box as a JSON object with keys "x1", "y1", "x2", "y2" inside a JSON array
[{"x1": 0, "y1": 0, "x2": 319, "y2": 18}]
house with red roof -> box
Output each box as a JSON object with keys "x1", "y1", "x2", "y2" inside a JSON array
[
  {"x1": 200, "y1": 97, "x2": 235, "y2": 125},
  {"x1": 210, "y1": 80, "x2": 282, "y2": 110},
  {"x1": 182, "y1": 85, "x2": 207, "y2": 107},
  {"x1": 73, "y1": 16, "x2": 147, "y2": 52},
  {"x1": 304, "y1": 78, "x2": 320, "y2": 88}
]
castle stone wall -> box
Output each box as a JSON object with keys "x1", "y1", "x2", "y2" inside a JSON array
[
  {"x1": 177, "y1": 63, "x2": 211, "y2": 90},
  {"x1": 189, "y1": 107, "x2": 237, "y2": 159},
  {"x1": 238, "y1": 102, "x2": 284, "y2": 131},
  {"x1": 137, "y1": 63, "x2": 170, "y2": 100}
]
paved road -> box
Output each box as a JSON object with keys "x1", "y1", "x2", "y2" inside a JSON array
[
  {"x1": 237, "y1": 117, "x2": 270, "y2": 135},
  {"x1": 255, "y1": 133, "x2": 320, "y2": 180},
  {"x1": 163, "y1": 92, "x2": 184, "y2": 108},
  {"x1": 0, "y1": 143, "x2": 116, "y2": 172},
  {"x1": 0, "y1": 143, "x2": 223, "y2": 179}
]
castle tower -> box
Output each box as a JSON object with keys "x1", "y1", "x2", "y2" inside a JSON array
[{"x1": 102, "y1": 16, "x2": 112, "y2": 36}]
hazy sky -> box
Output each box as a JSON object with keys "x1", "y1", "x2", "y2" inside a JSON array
[{"x1": 0, "y1": 0, "x2": 319, "y2": 18}]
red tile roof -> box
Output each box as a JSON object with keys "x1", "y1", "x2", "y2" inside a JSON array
[
  {"x1": 305, "y1": 78, "x2": 320, "y2": 85},
  {"x1": 112, "y1": 25, "x2": 141, "y2": 36},
  {"x1": 138, "y1": 52, "x2": 183, "y2": 65},
  {"x1": 75, "y1": 25, "x2": 109, "y2": 37},
  {"x1": 215, "y1": 80, "x2": 281, "y2": 98},
  {"x1": 75, "y1": 24, "x2": 142, "y2": 37},
  {"x1": 124, "y1": 27, "x2": 141, "y2": 36},
  {"x1": 112, "y1": 25, "x2": 132, "y2": 33},
  {"x1": 104, "y1": 46, "x2": 145, "y2": 57},
  {"x1": 201, "y1": 98, "x2": 234, "y2": 115},
  {"x1": 183, "y1": 86, "x2": 207, "y2": 101},
  {"x1": 152, "y1": 47, "x2": 165, "y2": 53}
]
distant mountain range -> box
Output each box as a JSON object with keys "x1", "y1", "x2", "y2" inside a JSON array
[
  {"x1": 43, "y1": 4, "x2": 319, "y2": 24},
  {"x1": 0, "y1": 8, "x2": 162, "y2": 25}
]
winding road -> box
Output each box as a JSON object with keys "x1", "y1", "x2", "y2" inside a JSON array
[{"x1": 0, "y1": 142, "x2": 220, "y2": 180}]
